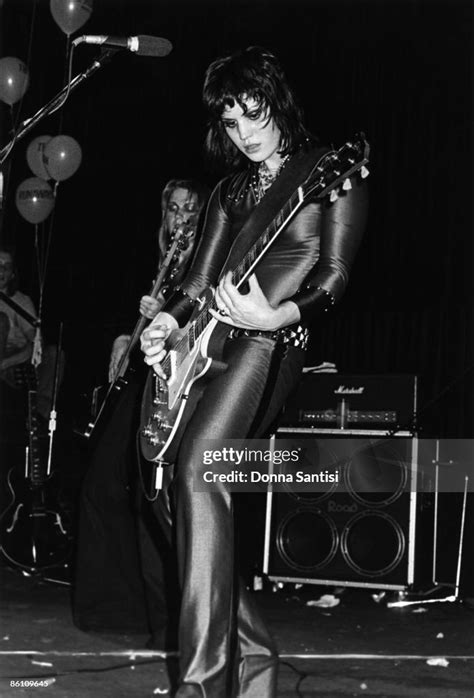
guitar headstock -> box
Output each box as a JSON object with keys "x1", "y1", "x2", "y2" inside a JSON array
[
  {"x1": 170, "y1": 219, "x2": 197, "y2": 251},
  {"x1": 303, "y1": 133, "x2": 370, "y2": 203}
]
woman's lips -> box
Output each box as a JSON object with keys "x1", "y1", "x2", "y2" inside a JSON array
[{"x1": 244, "y1": 144, "x2": 260, "y2": 154}]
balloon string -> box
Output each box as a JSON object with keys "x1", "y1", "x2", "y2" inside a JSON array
[
  {"x1": 57, "y1": 36, "x2": 70, "y2": 133},
  {"x1": 50, "y1": 36, "x2": 75, "y2": 126},
  {"x1": 34, "y1": 224, "x2": 44, "y2": 311},
  {"x1": 65, "y1": 35, "x2": 72, "y2": 74},
  {"x1": 0, "y1": 107, "x2": 18, "y2": 166},
  {"x1": 0, "y1": 109, "x2": 16, "y2": 237},
  {"x1": 38, "y1": 183, "x2": 60, "y2": 314},
  {"x1": 33, "y1": 222, "x2": 43, "y2": 368},
  {"x1": 17, "y1": 0, "x2": 38, "y2": 127}
]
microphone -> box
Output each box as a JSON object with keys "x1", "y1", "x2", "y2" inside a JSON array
[{"x1": 72, "y1": 35, "x2": 173, "y2": 57}]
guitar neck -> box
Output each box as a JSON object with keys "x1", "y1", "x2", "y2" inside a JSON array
[
  {"x1": 232, "y1": 189, "x2": 304, "y2": 291},
  {"x1": 27, "y1": 388, "x2": 44, "y2": 485},
  {"x1": 184, "y1": 187, "x2": 306, "y2": 348},
  {"x1": 114, "y1": 312, "x2": 152, "y2": 379},
  {"x1": 114, "y1": 228, "x2": 186, "y2": 379}
]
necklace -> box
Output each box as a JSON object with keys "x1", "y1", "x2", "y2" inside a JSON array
[{"x1": 252, "y1": 154, "x2": 290, "y2": 203}]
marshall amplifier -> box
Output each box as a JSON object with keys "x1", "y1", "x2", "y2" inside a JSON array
[{"x1": 279, "y1": 374, "x2": 418, "y2": 434}]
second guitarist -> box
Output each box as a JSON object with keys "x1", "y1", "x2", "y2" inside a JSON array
[{"x1": 72, "y1": 179, "x2": 209, "y2": 641}]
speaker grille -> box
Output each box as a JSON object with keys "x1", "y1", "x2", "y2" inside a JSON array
[
  {"x1": 345, "y1": 441, "x2": 408, "y2": 507},
  {"x1": 341, "y1": 511, "x2": 406, "y2": 577},
  {"x1": 284, "y1": 440, "x2": 339, "y2": 503},
  {"x1": 276, "y1": 509, "x2": 339, "y2": 572}
]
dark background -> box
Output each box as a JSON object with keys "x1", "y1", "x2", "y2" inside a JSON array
[{"x1": 1, "y1": 0, "x2": 472, "y2": 437}]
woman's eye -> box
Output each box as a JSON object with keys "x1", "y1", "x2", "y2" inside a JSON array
[
  {"x1": 247, "y1": 111, "x2": 261, "y2": 121},
  {"x1": 223, "y1": 120, "x2": 236, "y2": 129}
]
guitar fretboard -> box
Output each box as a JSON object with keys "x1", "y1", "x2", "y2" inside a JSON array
[{"x1": 27, "y1": 389, "x2": 44, "y2": 486}]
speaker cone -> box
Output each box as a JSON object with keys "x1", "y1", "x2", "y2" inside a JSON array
[
  {"x1": 284, "y1": 440, "x2": 339, "y2": 502},
  {"x1": 341, "y1": 511, "x2": 405, "y2": 577},
  {"x1": 345, "y1": 441, "x2": 408, "y2": 506},
  {"x1": 276, "y1": 508, "x2": 339, "y2": 572}
]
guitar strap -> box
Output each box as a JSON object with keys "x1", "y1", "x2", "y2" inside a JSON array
[
  {"x1": 220, "y1": 142, "x2": 330, "y2": 276},
  {"x1": 0, "y1": 291, "x2": 41, "y2": 328}
]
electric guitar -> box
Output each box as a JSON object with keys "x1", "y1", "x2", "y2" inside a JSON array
[
  {"x1": 79, "y1": 221, "x2": 195, "y2": 444},
  {"x1": 139, "y1": 135, "x2": 370, "y2": 496},
  {"x1": 0, "y1": 366, "x2": 71, "y2": 572}
]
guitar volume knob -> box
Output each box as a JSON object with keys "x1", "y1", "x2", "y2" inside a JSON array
[{"x1": 148, "y1": 435, "x2": 164, "y2": 446}]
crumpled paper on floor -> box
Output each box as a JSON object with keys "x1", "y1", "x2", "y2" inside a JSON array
[
  {"x1": 306, "y1": 594, "x2": 340, "y2": 608},
  {"x1": 426, "y1": 657, "x2": 449, "y2": 667}
]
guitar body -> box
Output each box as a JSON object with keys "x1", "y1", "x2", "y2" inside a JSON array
[
  {"x1": 140, "y1": 290, "x2": 230, "y2": 477},
  {"x1": 0, "y1": 467, "x2": 70, "y2": 572},
  {"x1": 0, "y1": 372, "x2": 72, "y2": 572}
]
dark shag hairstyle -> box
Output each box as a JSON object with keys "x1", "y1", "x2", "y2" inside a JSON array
[{"x1": 203, "y1": 46, "x2": 311, "y2": 171}]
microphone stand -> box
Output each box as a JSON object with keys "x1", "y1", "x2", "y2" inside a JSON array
[{"x1": 0, "y1": 49, "x2": 119, "y2": 164}]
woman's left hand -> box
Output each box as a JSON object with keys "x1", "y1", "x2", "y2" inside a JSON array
[
  {"x1": 139, "y1": 294, "x2": 163, "y2": 320},
  {"x1": 209, "y1": 272, "x2": 298, "y2": 331}
]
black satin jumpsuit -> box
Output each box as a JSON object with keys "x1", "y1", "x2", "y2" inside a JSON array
[{"x1": 157, "y1": 149, "x2": 368, "y2": 697}]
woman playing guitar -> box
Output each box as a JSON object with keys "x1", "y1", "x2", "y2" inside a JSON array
[
  {"x1": 140, "y1": 46, "x2": 369, "y2": 697},
  {"x1": 73, "y1": 179, "x2": 209, "y2": 638}
]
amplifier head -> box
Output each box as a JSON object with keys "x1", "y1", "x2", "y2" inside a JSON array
[{"x1": 280, "y1": 374, "x2": 417, "y2": 432}]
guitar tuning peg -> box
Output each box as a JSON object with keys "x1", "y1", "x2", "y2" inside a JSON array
[
  {"x1": 329, "y1": 189, "x2": 339, "y2": 202},
  {"x1": 342, "y1": 178, "x2": 352, "y2": 191},
  {"x1": 360, "y1": 165, "x2": 369, "y2": 179}
]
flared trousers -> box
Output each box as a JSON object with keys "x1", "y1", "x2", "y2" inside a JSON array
[{"x1": 154, "y1": 334, "x2": 305, "y2": 697}]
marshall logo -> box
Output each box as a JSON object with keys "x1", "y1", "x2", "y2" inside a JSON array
[{"x1": 334, "y1": 385, "x2": 365, "y2": 395}]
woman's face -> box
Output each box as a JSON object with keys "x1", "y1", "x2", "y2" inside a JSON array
[
  {"x1": 221, "y1": 95, "x2": 282, "y2": 169},
  {"x1": 165, "y1": 188, "x2": 200, "y2": 233}
]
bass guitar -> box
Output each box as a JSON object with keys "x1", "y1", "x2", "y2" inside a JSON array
[
  {"x1": 139, "y1": 135, "x2": 370, "y2": 497},
  {"x1": 0, "y1": 366, "x2": 71, "y2": 572},
  {"x1": 79, "y1": 221, "x2": 194, "y2": 444}
]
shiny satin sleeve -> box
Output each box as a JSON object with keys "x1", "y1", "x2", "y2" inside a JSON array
[
  {"x1": 161, "y1": 179, "x2": 232, "y2": 326},
  {"x1": 291, "y1": 177, "x2": 369, "y2": 323}
]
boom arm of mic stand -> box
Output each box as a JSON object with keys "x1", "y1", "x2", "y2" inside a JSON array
[{"x1": 0, "y1": 49, "x2": 119, "y2": 163}]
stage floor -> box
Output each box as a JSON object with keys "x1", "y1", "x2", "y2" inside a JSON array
[{"x1": 0, "y1": 561, "x2": 473, "y2": 697}]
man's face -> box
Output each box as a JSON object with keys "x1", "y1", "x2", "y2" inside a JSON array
[{"x1": 0, "y1": 252, "x2": 14, "y2": 292}]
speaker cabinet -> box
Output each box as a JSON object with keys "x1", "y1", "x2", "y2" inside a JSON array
[{"x1": 263, "y1": 433, "x2": 434, "y2": 590}]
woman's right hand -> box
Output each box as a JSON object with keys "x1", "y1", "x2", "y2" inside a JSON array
[
  {"x1": 140, "y1": 312, "x2": 178, "y2": 379},
  {"x1": 109, "y1": 334, "x2": 131, "y2": 382}
]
